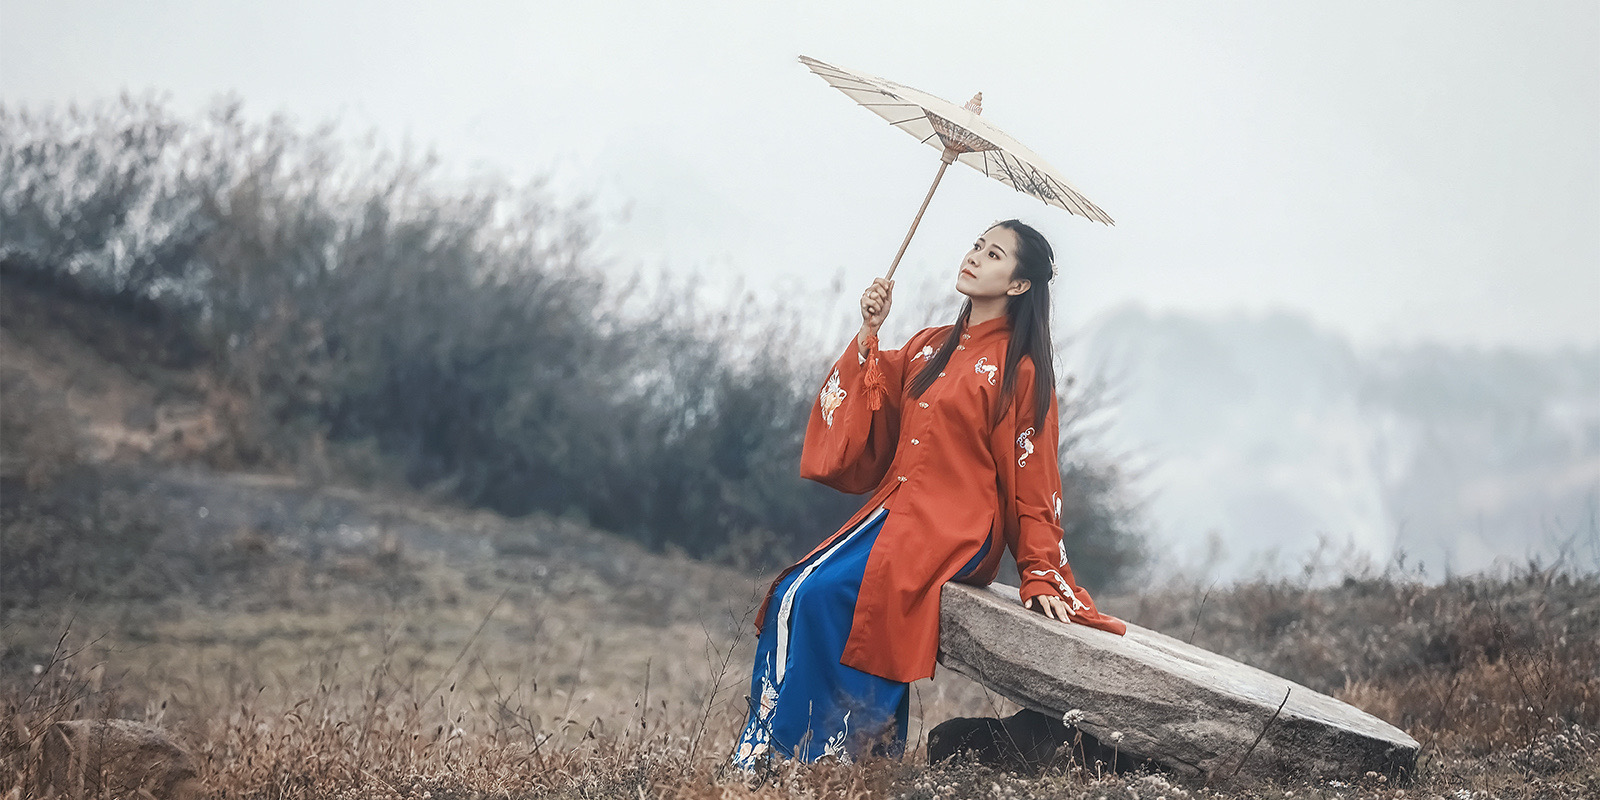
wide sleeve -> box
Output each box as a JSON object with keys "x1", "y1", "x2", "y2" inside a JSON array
[
  {"x1": 1008, "y1": 358, "x2": 1127, "y2": 636},
  {"x1": 798, "y1": 332, "x2": 915, "y2": 495}
]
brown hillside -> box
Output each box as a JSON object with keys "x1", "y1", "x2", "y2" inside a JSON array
[
  {"x1": 3, "y1": 281, "x2": 1596, "y2": 798},
  {"x1": 1, "y1": 281, "x2": 242, "y2": 477}
]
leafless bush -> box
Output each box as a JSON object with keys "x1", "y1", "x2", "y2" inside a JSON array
[{"x1": 0, "y1": 95, "x2": 1143, "y2": 581}]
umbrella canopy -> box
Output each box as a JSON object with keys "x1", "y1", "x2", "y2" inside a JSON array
[{"x1": 800, "y1": 55, "x2": 1114, "y2": 227}]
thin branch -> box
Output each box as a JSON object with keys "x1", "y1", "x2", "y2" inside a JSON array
[{"x1": 1230, "y1": 688, "x2": 1290, "y2": 780}]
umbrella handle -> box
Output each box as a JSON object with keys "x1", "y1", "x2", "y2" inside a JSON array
[{"x1": 884, "y1": 153, "x2": 955, "y2": 280}]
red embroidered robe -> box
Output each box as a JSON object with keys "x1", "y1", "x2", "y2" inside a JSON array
[{"x1": 757, "y1": 314, "x2": 1126, "y2": 683}]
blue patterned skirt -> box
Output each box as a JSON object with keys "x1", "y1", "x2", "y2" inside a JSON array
[{"x1": 732, "y1": 508, "x2": 989, "y2": 766}]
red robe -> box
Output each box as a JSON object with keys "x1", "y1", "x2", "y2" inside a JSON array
[{"x1": 757, "y1": 315, "x2": 1126, "y2": 683}]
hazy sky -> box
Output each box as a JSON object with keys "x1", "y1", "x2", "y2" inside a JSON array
[{"x1": 4, "y1": 0, "x2": 1598, "y2": 348}]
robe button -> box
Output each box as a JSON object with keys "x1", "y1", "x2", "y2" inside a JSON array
[
  {"x1": 956, "y1": 345, "x2": 965, "y2": 351},
  {"x1": 962, "y1": 333, "x2": 971, "y2": 339},
  {"x1": 897, "y1": 475, "x2": 907, "y2": 482},
  {"x1": 911, "y1": 438, "x2": 920, "y2": 445},
  {"x1": 938, "y1": 371, "x2": 945, "y2": 377},
  {"x1": 918, "y1": 402, "x2": 929, "y2": 409}
]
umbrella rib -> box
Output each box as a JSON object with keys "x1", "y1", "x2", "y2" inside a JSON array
[
  {"x1": 1041, "y1": 168, "x2": 1096, "y2": 220},
  {"x1": 1007, "y1": 153, "x2": 1087, "y2": 219},
  {"x1": 1002, "y1": 154, "x2": 1063, "y2": 213},
  {"x1": 1011, "y1": 156, "x2": 1060, "y2": 206},
  {"x1": 821, "y1": 77, "x2": 882, "y2": 91},
  {"x1": 981, "y1": 150, "x2": 1100, "y2": 222},
  {"x1": 801, "y1": 60, "x2": 855, "y2": 76},
  {"x1": 993, "y1": 153, "x2": 1024, "y2": 194},
  {"x1": 1035, "y1": 162, "x2": 1091, "y2": 218},
  {"x1": 810, "y1": 70, "x2": 879, "y2": 88},
  {"x1": 1058, "y1": 185, "x2": 1092, "y2": 220},
  {"x1": 805, "y1": 62, "x2": 862, "y2": 78},
  {"x1": 980, "y1": 150, "x2": 1001, "y2": 179},
  {"x1": 1052, "y1": 176, "x2": 1099, "y2": 221},
  {"x1": 1052, "y1": 181, "x2": 1087, "y2": 217}
]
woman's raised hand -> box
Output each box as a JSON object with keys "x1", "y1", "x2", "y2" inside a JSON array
[{"x1": 859, "y1": 277, "x2": 894, "y2": 334}]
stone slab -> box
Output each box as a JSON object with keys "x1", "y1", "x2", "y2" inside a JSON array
[{"x1": 937, "y1": 582, "x2": 1419, "y2": 782}]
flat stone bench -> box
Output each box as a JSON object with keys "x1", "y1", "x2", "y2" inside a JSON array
[{"x1": 937, "y1": 582, "x2": 1419, "y2": 782}]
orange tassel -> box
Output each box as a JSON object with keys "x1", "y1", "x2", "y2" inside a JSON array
[{"x1": 862, "y1": 338, "x2": 886, "y2": 411}]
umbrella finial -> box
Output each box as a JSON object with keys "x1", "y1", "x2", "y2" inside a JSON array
[{"x1": 964, "y1": 93, "x2": 983, "y2": 115}]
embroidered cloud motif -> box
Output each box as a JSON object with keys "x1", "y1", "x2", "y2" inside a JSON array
[
  {"x1": 1016, "y1": 427, "x2": 1035, "y2": 467},
  {"x1": 820, "y1": 368, "x2": 847, "y2": 427},
  {"x1": 974, "y1": 357, "x2": 998, "y2": 385},
  {"x1": 1028, "y1": 569, "x2": 1091, "y2": 614}
]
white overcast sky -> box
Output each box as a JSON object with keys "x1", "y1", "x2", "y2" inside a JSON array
[{"x1": 3, "y1": 0, "x2": 1597, "y2": 349}]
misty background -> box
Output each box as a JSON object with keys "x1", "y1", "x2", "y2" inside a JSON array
[{"x1": 3, "y1": 0, "x2": 1597, "y2": 582}]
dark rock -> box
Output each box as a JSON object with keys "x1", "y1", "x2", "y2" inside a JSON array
[
  {"x1": 928, "y1": 708, "x2": 1150, "y2": 775},
  {"x1": 41, "y1": 719, "x2": 201, "y2": 799}
]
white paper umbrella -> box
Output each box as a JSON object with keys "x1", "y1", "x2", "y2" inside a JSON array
[{"x1": 800, "y1": 55, "x2": 1113, "y2": 278}]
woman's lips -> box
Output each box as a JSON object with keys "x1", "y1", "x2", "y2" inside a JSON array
[{"x1": 960, "y1": 267, "x2": 975, "y2": 278}]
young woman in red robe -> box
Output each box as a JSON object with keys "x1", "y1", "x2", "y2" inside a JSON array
[{"x1": 732, "y1": 219, "x2": 1126, "y2": 767}]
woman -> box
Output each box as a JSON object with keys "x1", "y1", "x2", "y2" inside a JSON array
[{"x1": 732, "y1": 220, "x2": 1126, "y2": 768}]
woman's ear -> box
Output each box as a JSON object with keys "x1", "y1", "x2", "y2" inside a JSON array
[{"x1": 1006, "y1": 278, "x2": 1031, "y2": 297}]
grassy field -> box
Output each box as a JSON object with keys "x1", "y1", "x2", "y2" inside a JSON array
[
  {"x1": 2, "y1": 272, "x2": 1595, "y2": 799},
  {"x1": 3, "y1": 464, "x2": 1596, "y2": 799}
]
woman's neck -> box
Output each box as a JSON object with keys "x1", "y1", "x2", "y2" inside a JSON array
[{"x1": 967, "y1": 296, "x2": 1008, "y2": 326}]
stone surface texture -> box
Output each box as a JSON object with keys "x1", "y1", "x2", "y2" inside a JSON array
[
  {"x1": 937, "y1": 582, "x2": 1420, "y2": 782},
  {"x1": 41, "y1": 719, "x2": 201, "y2": 799}
]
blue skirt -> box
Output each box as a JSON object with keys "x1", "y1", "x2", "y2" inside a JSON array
[{"x1": 732, "y1": 509, "x2": 989, "y2": 766}]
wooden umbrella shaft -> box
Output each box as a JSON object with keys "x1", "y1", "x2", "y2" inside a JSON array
[{"x1": 884, "y1": 154, "x2": 955, "y2": 280}]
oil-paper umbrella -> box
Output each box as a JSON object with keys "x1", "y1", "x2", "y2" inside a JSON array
[{"x1": 800, "y1": 55, "x2": 1113, "y2": 279}]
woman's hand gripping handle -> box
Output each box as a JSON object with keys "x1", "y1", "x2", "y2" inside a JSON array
[{"x1": 858, "y1": 277, "x2": 894, "y2": 357}]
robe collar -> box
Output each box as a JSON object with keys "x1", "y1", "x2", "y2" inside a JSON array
[{"x1": 962, "y1": 312, "x2": 1012, "y2": 345}]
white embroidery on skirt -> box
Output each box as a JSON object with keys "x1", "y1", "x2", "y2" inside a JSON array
[
  {"x1": 821, "y1": 710, "x2": 852, "y2": 762},
  {"x1": 1016, "y1": 427, "x2": 1035, "y2": 467},
  {"x1": 758, "y1": 677, "x2": 778, "y2": 720},
  {"x1": 733, "y1": 655, "x2": 779, "y2": 768},
  {"x1": 820, "y1": 368, "x2": 847, "y2": 427},
  {"x1": 974, "y1": 357, "x2": 998, "y2": 385}
]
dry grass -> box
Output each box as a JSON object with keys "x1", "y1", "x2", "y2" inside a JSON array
[
  {"x1": 2, "y1": 368, "x2": 1594, "y2": 796},
  {"x1": 4, "y1": 537, "x2": 1596, "y2": 798}
]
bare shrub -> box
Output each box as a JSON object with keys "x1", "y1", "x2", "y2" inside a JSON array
[{"x1": 0, "y1": 95, "x2": 1145, "y2": 581}]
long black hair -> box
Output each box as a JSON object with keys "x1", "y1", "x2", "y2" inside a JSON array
[{"x1": 907, "y1": 219, "x2": 1057, "y2": 428}]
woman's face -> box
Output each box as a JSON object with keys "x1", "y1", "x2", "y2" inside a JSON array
[{"x1": 955, "y1": 225, "x2": 1027, "y2": 300}]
